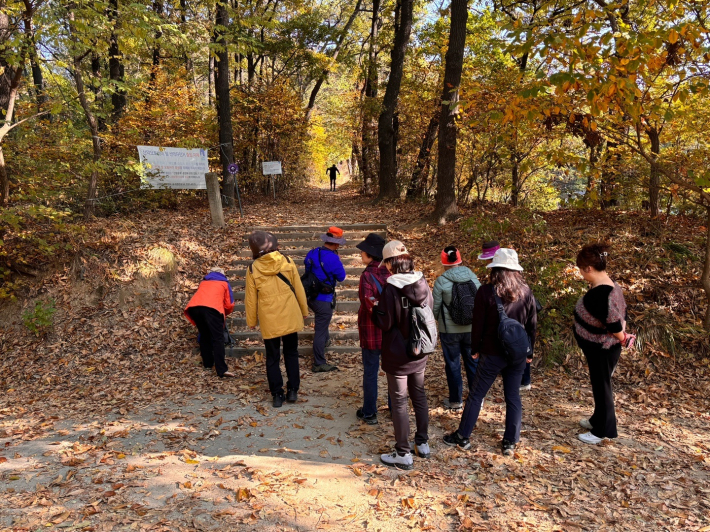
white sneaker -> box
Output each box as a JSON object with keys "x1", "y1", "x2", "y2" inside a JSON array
[
  {"x1": 520, "y1": 384, "x2": 532, "y2": 391},
  {"x1": 578, "y1": 432, "x2": 604, "y2": 445},
  {"x1": 443, "y1": 399, "x2": 463, "y2": 411},
  {"x1": 380, "y1": 451, "x2": 414, "y2": 470},
  {"x1": 410, "y1": 442, "x2": 431, "y2": 459},
  {"x1": 579, "y1": 418, "x2": 593, "y2": 430}
]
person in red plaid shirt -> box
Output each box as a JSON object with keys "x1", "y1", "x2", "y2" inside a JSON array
[{"x1": 355, "y1": 233, "x2": 390, "y2": 425}]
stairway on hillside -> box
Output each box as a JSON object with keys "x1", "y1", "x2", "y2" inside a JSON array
[{"x1": 225, "y1": 224, "x2": 387, "y2": 358}]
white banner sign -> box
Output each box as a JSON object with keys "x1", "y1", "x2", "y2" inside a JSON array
[
  {"x1": 137, "y1": 146, "x2": 209, "y2": 189},
  {"x1": 262, "y1": 161, "x2": 283, "y2": 175}
]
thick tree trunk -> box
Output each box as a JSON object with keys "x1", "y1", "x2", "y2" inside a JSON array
[
  {"x1": 432, "y1": 0, "x2": 468, "y2": 221},
  {"x1": 0, "y1": 64, "x2": 22, "y2": 205},
  {"x1": 108, "y1": 0, "x2": 126, "y2": 119},
  {"x1": 23, "y1": 15, "x2": 47, "y2": 112},
  {"x1": 305, "y1": 0, "x2": 363, "y2": 120},
  {"x1": 214, "y1": 1, "x2": 235, "y2": 206},
  {"x1": 703, "y1": 207, "x2": 710, "y2": 330},
  {"x1": 407, "y1": 111, "x2": 438, "y2": 200},
  {"x1": 647, "y1": 126, "x2": 661, "y2": 218},
  {"x1": 377, "y1": 0, "x2": 413, "y2": 200},
  {"x1": 150, "y1": 0, "x2": 164, "y2": 83}
]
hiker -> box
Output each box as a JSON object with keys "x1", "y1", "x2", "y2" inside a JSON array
[
  {"x1": 184, "y1": 267, "x2": 236, "y2": 378},
  {"x1": 372, "y1": 241, "x2": 433, "y2": 470},
  {"x1": 327, "y1": 164, "x2": 340, "y2": 191},
  {"x1": 245, "y1": 231, "x2": 309, "y2": 408},
  {"x1": 433, "y1": 246, "x2": 481, "y2": 412},
  {"x1": 479, "y1": 240, "x2": 532, "y2": 392},
  {"x1": 443, "y1": 248, "x2": 537, "y2": 456},
  {"x1": 574, "y1": 243, "x2": 634, "y2": 444},
  {"x1": 303, "y1": 227, "x2": 347, "y2": 372},
  {"x1": 355, "y1": 233, "x2": 390, "y2": 425}
]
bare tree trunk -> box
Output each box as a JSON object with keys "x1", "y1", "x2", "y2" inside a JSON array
[
  {"x1": 432, "y1": 0, "x2": 468, "y2": 221},
  {"x1": 214, "y1": 0, "x2": 235, "y2": 206},
  {"x1": 208, "y1": 52, "x2": 215, "y2": 105},
  {"x1": 0, "y1": 62, "x2": 22, "y2": 205},
  {"x1": 407, "y1": 111, "x2": 438, "y2": 200},
  {"x1": 510, "y1": 151, "x2": 520, "y2": 207},
  {"x1": 150, "y1": 0, "x2": 164, "y2": 83},
  {"x1": 703, "y1": 207, "x2": 710, "y2": 330},
  {"x1": 360, "y1": 0, "x2": 380, "y2": 194},
  {"x1": 647, "y1": 125, "x2": 661, "y2": 218},
  {"x1": 108, "y1": 0, "x2": 126, "y2": 119},
  {"x1": 305, "y1": 0, "x2": 363, "y2": 120},
  {"x1": 24, "y1": 18, "x2": 47, "y2": 112},
  {"x1": 377, "y1": 0, "x2": 413, "y2": 200}
]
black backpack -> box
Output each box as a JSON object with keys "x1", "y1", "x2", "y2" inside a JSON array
[
  {"x1": 443, "y1": 280, "x2": 478, "y2": 329},
  {"x1": 401, "y1": 295, "x2": 438, "y2": 359},
  {"x1": 301, "y1": 248, "x2": 335, "y2": 300},
  {"x1": 493, "y1": 292, "x2": 532, "y2": 363}
]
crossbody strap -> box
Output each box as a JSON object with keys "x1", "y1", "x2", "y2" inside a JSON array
[
  {"x1": 318, "y1": 248, "x2": 336, "y2": 287},
  {"x1": 493, "y1": 292, "x2": 509, "y2": 321},
  {"x1": 276, "y1": 272, "x2": 296, "y2": 296},
  {"x1": 367, "y1": 272, "x2": 383, "y2": 294}
]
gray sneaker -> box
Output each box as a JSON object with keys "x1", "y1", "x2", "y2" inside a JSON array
[
  {"x1": 579, "y1": 418, "x2": 593, "y2": 430},
  {"x1": 312, "y1": 363, "x2": 339, "y2": 373},
  {"x1": 443, "y1": 399, "x2": 463, "y2": 411},
  {"x1": 380, "y1": 451, "x2": 413, "y2": 470},
  {"x1": 410, "y1": 441, "x2": 431, "y2": 459}
]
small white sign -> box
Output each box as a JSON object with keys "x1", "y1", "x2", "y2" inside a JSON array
[
  {"x1": 262, "y1": 161, "x2": 283, "y2": 175},
  {"x1": 137, "y1": 146, "x2": 209, "y2": 189}
]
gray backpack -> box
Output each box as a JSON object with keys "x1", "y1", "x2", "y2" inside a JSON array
[{"x1": 402, "y1": 296, "x2": 438, "y2": 359}]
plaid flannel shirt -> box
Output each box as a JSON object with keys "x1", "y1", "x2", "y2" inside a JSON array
[{"x1": 357, "y1": 262, "x2": 390, "y2": 350}]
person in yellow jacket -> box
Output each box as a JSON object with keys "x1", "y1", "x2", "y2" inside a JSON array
[{"x1": 246, "y1": 231, "x2": 309, "y2": 408}]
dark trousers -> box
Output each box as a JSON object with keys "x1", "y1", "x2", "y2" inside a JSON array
[
  {"x1": 309, "y1": 299, "x2": 333, "y2": 366},
  {"x1": 583, "y1": 344, "x2": 621, "y2": 438},
  {"x1": 361, "y1": 348, "x2": 381, "y2": 417},
  {"x1": 264, "y1": 332, "x2": 300, "y2": 397},
  {"x1": 521, "y1": 362, "x2": 531, "y2": 386},
  {"x1": 187, "y1": 306, "x2": 228, "y2": 376},
  {"x1": 330, "y1": 178, "x2": 336, "y2": 191},
  {"x1": 440, "y1": 332, "x2": 478, "y2": 403},
  {"x1": 386, "y1": 370, "x2": 429, "y2": 455},
  {"x1": 457, "y1": 353, "x2": 526, "y2": 444}
]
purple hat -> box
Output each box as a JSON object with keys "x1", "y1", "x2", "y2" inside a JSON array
[{"x1": 478, "y1": 240, "x2": 500, "y2": 260}]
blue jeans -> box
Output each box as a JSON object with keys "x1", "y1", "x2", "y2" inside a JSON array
[
  {"x1": 440, "y1": 332, "x2": 478, "y2": 403},
  {"x1": 457, "y1": 353, "x2": 526, "y2": 443},
  {"x1": 361, "y1": 348, "x2": 381, "y2": 417}
]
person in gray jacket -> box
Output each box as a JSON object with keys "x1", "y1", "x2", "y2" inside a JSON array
[{"x1": 433, "y1": 246, "x2": 481, "y2": 411}]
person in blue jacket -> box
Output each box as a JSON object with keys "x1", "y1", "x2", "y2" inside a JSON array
[{"x1": 305, "y1": 226, "x2": 347, "y2": 372}]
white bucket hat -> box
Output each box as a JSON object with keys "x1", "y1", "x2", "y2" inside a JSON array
[{"x1": 486, "y1": 248, "x2": 524, "y2": 271}]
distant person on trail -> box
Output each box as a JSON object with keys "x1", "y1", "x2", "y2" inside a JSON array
[
  {"x1": 433, "y1": 246, "x2": 481, "y2": 412},
  {"x1": 443, "y1": 248, "x2": 537, "y2": 457},
  {"x1": 479, "y1": 240, "x2": 533, "y2": 392},
  {"x1": 184, "y1": 267, "x2": 236, "y2": 378},
  {"x1": 574, "y1": 243, "x2": 634, "y2": 445},
  {"x1": 372, "y1": 241, "x2": 433, "y2": 470},
  {"x1": 245, "y1": 231, "x2": 309, "y2": 408},
  {"x1": 327, "y1": 164, "x2": 339, "y2": 191},
  {"x1": 355, "y1": 233, "x2": 390, "y2": 425},
  {"x1": 304, "y1": 227, "x2": 347, "y2": 372}
]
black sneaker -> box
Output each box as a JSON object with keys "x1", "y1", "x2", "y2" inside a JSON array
[
  {"x1": 286, "y1": 389, "x2": 298, "y2": 403},
  {"x1": 501, "y1": 439, "x2": 516, "y2": 456},
  {"x1": 442, "y1": 431, "x2": 471, "y2": 450},
  {"x1": 356, "y1": 408, "x2": 378, "y2": 425},
  {"x1": 273, "y1": 394, "x2": 285, "y2": 408}
]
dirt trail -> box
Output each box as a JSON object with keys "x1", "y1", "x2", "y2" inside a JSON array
[{"x1": 2, "y1": 185, "x2": 709, "y2": 531}]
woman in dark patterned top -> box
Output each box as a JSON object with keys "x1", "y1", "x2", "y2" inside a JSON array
[{"x1": 574, "y1": 243, "x2": 635, "y2": 445}]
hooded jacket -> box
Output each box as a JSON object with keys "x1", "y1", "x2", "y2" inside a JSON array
[
  {"x1": 432, "y1": 266, "x2": 481, "y2": 334},
  {"x1": 372, "y1": 271, "x2": 434, "y2": 375},
  {"x1": 184, "y1": 272, "x2": 234, "y2": 325},
  {"x1": 245, "y1": 251, "x2": 309, "y2": 340},
  {"x1": 357, "y1": 261, "x2": 391, "y2": 350}
]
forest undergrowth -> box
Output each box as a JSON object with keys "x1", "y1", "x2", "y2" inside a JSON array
[{"x1": 0, "y1": 184, "x2": 709, "y2": 531}]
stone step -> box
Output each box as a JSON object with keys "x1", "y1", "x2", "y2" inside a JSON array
[
  {"x1": 231, "y1": 277, "x2": 361, "y2": 288},
  {"x1": 249, "y1": 224, "x2": 386, "y2": 232},
  {"x1": 231, "y1": 329, "x2": 359, "y2": 342},
  {"x1": 232, "y1": 300, "x2": 360, "y2": 313},
  {"x1": 227, "y1": 266, "x2": 365, "y2": 278},
  {"x1": 228, "y1": 315, "x2": 357, "y2": 328},
  {"x1": 236, "y1": 247, "x2": 362, "y2": 258},
  {"x1": 231, "y1": 257, "x2": 363, "y2": 267},
  {"x1": 244, "y1": 231, "x2": 386, "y2": 241},
  {"x1": 231, "y1": 289, "x2": 359, "y2": 301},
  {"x1": 267, "y1": 240, "x2": 367, "y2": 248},
  {"x1": 226, "y1": 345, "x2": 360, "y2": 358}
]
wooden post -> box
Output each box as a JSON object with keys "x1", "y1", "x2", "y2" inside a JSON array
[{"x1": 205, "y1": 172, "x2": 225, "y2": 227}]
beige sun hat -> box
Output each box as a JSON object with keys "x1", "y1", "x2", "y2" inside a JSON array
[
  {"x1": 486, "y1": 248, "x2": 524, "y2": 272},
  {"x1": 379, "y1": 240, "x2": 408, "y2": 267}
]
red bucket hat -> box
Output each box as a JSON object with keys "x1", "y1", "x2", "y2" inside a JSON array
[{"x1": 441, "y1": 246, "x2": 462, "y2": 266}]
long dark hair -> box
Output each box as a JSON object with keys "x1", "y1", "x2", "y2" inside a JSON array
[{"x1": 489, "y1": 268, "x2": 528, "y2": 303}]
